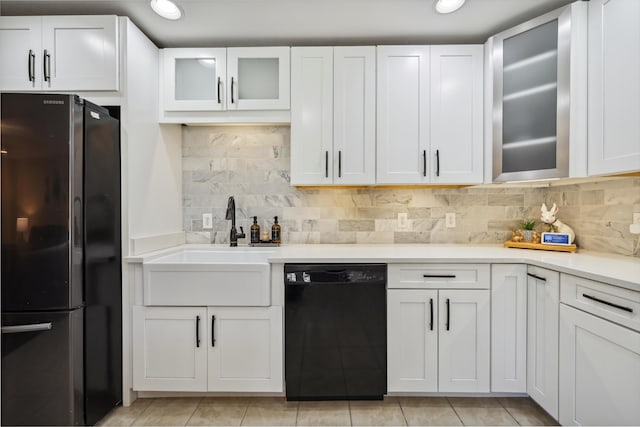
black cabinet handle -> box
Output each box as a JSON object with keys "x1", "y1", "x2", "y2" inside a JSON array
[
  {"x1": 43, "y1": 49, "x2": 51, "y2": 82},
  {"x1": 231, "y1": 77, "x2": 235, "y2": 104},
  {"x1": 527, "y1": 273, "x2": 547, "y2": 282},
  {"x1": 446, "y1": 298, "x2": 450, "y2": 331},
  {"x1": 422, "y1": 150, "x2": 427, "y2": 177},
  {"x1": 338, "y1": 150, "x2": 342, "y2": 178},
  {"x1": 423, "y1": 274, "x2": 456, "y2": 278},
  {"x1": 325, "y1": 151, "x2": 329, "y2": 178},
  {"x1": 211, "y1": 315, "x2": 216, "y2": 347},
  {"x1": 196, "y1": 315, "x2": 200, "y2": 348},
  {"x1": 429, "y1": 298, "x2": 434, "y2": 331},
  {"x1": 217, "y1": 77, "x2": 221, "y2": 104},
  {"x1": 583, "y1": 294, "x2": 633, "y2": 313},
  {"x1": 436, "y1": 149, "x2": 440, "y2": 177},
  {"x1": 28, "y1": 49, "x2": 35, "y2": 82}
]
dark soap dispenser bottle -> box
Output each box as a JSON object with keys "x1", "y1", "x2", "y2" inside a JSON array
[
  {"x1": 271, "y1": 216, "x2": 281, "y2": 244},
  {"x1": 250, "y1": 216, "x2": 260, "y2": 244}
]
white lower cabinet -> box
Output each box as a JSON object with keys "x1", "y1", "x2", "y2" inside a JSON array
[
  {"x1": 207, "y1": 306, "x2": 283, "y2": 392},
  {"x1": 387, "y1": 288, "x2": 489, "y2": 393},
  {"x1": 387, "y1": 289, "x2": 438, "y2": 392},
  {"x1": 132, "y1": 305, "x2": 282, "y2": 393},
  {"x1": 132, "y1": 306, "x2": 208, "y2": 391},
  {"x1": 559, "y1": 304, "x2": 640, "y2": 426},
  {"x1": 491, "y1": 264, "x2": 527, "y2": 393},
  {"x1": 438, "y1": 289, "x2": 490, "y2": 392},
  {"x1": 527, "y1": 266, "x2": 560, "y2": 420}
]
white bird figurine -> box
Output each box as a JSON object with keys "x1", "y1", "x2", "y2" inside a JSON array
[{"x1": 540, "y1": 203, "x2": 575, "y2": 244}]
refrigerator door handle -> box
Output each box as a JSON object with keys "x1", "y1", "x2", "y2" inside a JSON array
[{"x1": 1, "y1": 322, "x2": 53, "y2": 334}]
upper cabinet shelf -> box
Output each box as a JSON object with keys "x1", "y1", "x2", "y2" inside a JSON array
[
  {"x1": 159, "y1": 46, "x2": 290, "y2": 124},
  {"x1": 0, "y1": 15, "x2": 119, "y2": 92}
]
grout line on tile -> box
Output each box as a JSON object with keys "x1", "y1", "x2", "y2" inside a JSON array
[
  {"x1": 348, "y1": 400, "x2": 353, "y2": 426},
  {"x1": 446, "y1": 397, "x2": 466, "y2": 426},
  {"x1": 397, "y1": 398, "x2": 409, "y2": 426},
  {"x1": 183, "y1": 397, "x2": 202, "y2": 427}
]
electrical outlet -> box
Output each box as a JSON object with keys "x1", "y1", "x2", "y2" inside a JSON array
[
  {"x1": 398, "y1": 213, "x2": 408, "y2": 230},
  {"x1": 202, "y1": 213, "x2": 213, "y2": 229},
  {"x1": 445, "y1": 212, "x2": 456, "y2": 228}
]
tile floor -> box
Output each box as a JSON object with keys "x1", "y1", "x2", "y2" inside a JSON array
[{"x1": 98, "y1": 396, "x2": 558, "y2": 426}]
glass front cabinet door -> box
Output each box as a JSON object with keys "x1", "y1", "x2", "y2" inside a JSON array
[
  {"x1": 162, "y1": 48, "x2": 227, "y2": 111},
  {"x1": 491, "y1": 3, "x2": 587, "y2": 182},
  {"x1": 227, "y1": 47, "x2": 290, "y2": 110}
]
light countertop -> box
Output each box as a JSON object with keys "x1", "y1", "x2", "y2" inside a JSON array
[{"x1": 127, "y1": 243, "x2": 640, "y2": 291}]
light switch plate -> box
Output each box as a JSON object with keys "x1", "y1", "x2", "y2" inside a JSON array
[
  {"x1": 445, "y1": 212, "x2": 456, "y2": 228},
  {"x1": 202, "y1": 213, "x2": 213, "y2": 229},
  {"x1": 398, "y1": 213, "x2": 408, "y2": 230}
]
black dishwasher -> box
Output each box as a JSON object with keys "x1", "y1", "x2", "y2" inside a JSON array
[{"x1": 284, "y1": 263, "x2": 387, "y2": 401}]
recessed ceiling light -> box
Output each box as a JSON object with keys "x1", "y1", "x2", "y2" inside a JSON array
[
  {"x1": 435, "y1": 0, "x2": 466, "y2": 14},
  {"x1": 150, "y1": 0, "x2": 182, "y2": 20}
]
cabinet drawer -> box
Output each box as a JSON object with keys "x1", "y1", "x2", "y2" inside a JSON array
[
  {"x1": 388, "y1": 264, "x2": 489, "y2": 289},
  {"x1": 560, "y1": 273, "x2": 640, "y2": 332}
]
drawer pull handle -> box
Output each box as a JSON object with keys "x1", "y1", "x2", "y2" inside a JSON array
[
  {"x1": 196, "y1": 315, "x2": 201, "y2": 348},
  {"x1": 28, "y1": 49, "x2": 35, "y2": 82},
  {"x1": 231, "y1": 77, "x2": 235, "y2": 104},
  {"x1": 211, "y1": 315, "x2": 216, "y2": 347},
  {"x1": 436, "y1": 149, "x2": 440, "y2": 177},
  {"x1": 43, "y1": 49, "x2": 51, "y2": 82},
  {"x1": 429, "y1": 298, "x2": 434, "y2": 331},
  {"x1": 423, "y1": 274, "x2": 456, "y2": 278},
  {"x1": 527, "y1": 273, "x2": 547, "y2": 282},
  {"x1": 325, "y1": 151, "x2": 329, "y2": 178},
  {"x1": 582, "y1": 293, "x2": 633, "y2": 313},
  {"x1": 445, "y1": 298, "x2": 450, "y2": 331},
  {"x1": 217, "y1": 77, "x2": 222, "y2": 104},
  {"x1": 423, "y1": 150, "x2": 427, "y2": 177}
]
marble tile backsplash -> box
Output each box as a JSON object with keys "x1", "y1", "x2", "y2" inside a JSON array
[{"x1": 182, "y1": 126, "x2": 640, "y2": 258}]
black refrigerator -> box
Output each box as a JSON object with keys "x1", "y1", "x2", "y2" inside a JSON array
[{"x1": 1, "y1": 93, "x2": 122, "y2": 425}]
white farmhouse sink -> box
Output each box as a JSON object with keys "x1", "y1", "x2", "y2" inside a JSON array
[
  {"x1": 142, "y1": 248, "x2": 274, "y2": 307},
  {"x1": 147, "y1": 249, "x2": 274, "y2": 264}
]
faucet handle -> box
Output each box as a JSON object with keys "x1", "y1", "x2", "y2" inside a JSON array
[{"x1": 237, "y1": 226, "x2": 246, "y2": 239}]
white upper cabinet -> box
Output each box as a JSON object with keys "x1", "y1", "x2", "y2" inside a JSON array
[
  {"x1": 490, "y1": 2, "x2": 587, "y2": 182},
  {"x1": 588, "y1": 0, "x2": 640, "y2": 175},
  {"x1": 0, "y1": 17, "x2": 42, "y2": 90},
  {"x1": 333, "y1": 47, "x2": 376, "y2": 185},
  {"x1": 160, "y1": 46, "x2": 290, "y2": 122},
  {"x1": 290, "y1": 46, "x2": 376, "y2": 186},
  {"x1": 377, "y1": 46, "x2": 430, "y2": 184},
  {"x1": 162, "y1": 48, "x2": 226, "y2": 111},
  {"x1": 0, "y1": 15, "x2": 119, "y2": 92},
  {"x1": 377, "y1": 45, "x2": 483, "y2": 185},
  {"x1": 227, "y1": 47, "x2": 290, "y2": 111},
  {"x1": 291, "y1": 47, "x2": 334, "y2": 185},
  {"x1": 430, "y1": 45, "x2": 484, "y2": 184}
]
